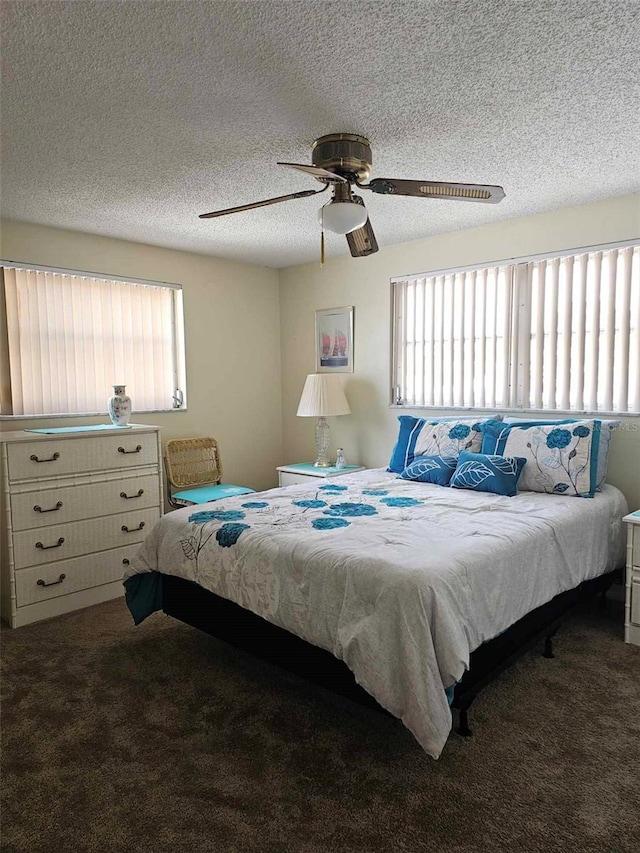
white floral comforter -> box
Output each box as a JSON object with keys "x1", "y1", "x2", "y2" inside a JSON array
[{"x1": 127, "y1": 469, "x2": 627, "y2": 758}]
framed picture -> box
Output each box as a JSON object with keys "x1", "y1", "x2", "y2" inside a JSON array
[{"x1": 315, "y1": 306, "x2": 354, "y2": 373}]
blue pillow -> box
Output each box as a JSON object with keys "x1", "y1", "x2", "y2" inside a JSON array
[
  {"x1": 388, "y1": 415, "x2": 459, "y2": 473},
  {"x1": 400, "y1": 455, "x2": 458, "y2": 486},
  {"x1": 450, "y1": 451, "x2": 527, "y2": 497},
  {"x1": 388, "y1": 414, "x2": 503, "y2": 474}
]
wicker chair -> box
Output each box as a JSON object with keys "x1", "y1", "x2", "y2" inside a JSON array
[{"x1": 164, "y1": 437, "x2": 255, "y2": 508}]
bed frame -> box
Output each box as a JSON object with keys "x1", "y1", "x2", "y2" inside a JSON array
[{"x1": 160, "y1": 568, "x2": 619, "y2": 737}]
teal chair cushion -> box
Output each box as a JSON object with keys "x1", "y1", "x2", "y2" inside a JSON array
[{"x1": 172, "y1": 484, "x2": 255, "y2": 506}]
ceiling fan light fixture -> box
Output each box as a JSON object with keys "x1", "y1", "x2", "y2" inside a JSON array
[
  {"x1": 199, "y1": 133, "x2": 505, "y2": 258},
  {"x1": 319, "y1": 200, "x2": 368, "y2": 235}
]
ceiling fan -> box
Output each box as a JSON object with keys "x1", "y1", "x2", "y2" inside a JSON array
[{"x1": 199, "y1": 133, "x2": 505, "y2": 258}]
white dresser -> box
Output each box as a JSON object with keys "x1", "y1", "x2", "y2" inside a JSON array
[
  {"x1": 624, "y1": 511, "x2": 640, "y2": 646},
  {"x1": 0, "y1": 425, "x2": 162, "y2": 628}
]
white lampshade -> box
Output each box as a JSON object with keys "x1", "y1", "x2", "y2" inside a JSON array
[
  {"x1": 296, "y1": 374, "x2": 351, "y2": 417},
  {"x1": 319, "y1": 201, "x2": 368, "y2": 235}
]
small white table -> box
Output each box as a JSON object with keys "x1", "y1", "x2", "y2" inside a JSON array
[
  {"x1": 624, "y1": 511, "x2": 640, "y2": 646},
  {"x1": 277, "y1": 463, "x2": 365, "y2": 487}
]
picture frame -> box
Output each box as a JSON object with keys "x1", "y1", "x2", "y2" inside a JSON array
[{"x1": 315, "y1": 306, "x2": 354, "y2": 373}]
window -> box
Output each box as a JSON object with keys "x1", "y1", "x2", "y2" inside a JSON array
[
  {"x1": 0, "y1": 264, "x2": 187, "y2": 417},
  {"x1": 392, "y1": 242, "x2": 640, "y2": 415}
]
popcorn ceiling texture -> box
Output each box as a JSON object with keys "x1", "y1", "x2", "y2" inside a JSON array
[{"x1": 1, "y1": 0, "x2": 639, "y2": 268}]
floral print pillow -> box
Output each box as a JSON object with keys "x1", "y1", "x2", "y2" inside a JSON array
[
  {"x1": 387, "y1": 415, "x2": 502, "y2": 473},
  {"x1": 482, "y1": 420, "x2": 601, "y2": 497},
  {"x1": 413, "y1": 419, "x2": 486, "y2": 460},
  {"x1": 502, "y1": 417, "x2": 619, "y2": 490}
]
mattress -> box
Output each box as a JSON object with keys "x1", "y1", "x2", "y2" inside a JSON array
[{"x1": 126, "y1": 469, "x2": 627, "y2": 757}]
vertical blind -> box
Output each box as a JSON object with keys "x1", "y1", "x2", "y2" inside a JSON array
[
  {"x1": 1, "y1": 266, "x2": 186, "y2": 416},
  {"x1": 392, "y1": 243, "x2": 640, "y2": 414}
]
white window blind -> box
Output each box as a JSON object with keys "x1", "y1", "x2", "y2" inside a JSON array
[
  {"x1": 1, "y1": 265, "x2": 186, "y2": 417},
  {"x1": 392, "y1": 243, "x2": 640, "y2": 415}
]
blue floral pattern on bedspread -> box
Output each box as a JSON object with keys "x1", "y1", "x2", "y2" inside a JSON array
[
  {"x1": 312, "y1": 517, "x2": 351, "y2": 530},
  {"x1": 381, "y1": 496, "x2": 422, "y2": 507},
  {"x1": 183, "y1": 480, "x2": 426, "y2": 563},
  {"x1": 323, "y1": 502, "x2": 378, "y2": 517},
  {"x1": 216, "y1": 523, "x2": 250, "y2": 547}
]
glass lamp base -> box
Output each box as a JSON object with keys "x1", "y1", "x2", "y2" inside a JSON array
[{"x1": 313, "y1": 417, "x2": 331, "y2": 467}]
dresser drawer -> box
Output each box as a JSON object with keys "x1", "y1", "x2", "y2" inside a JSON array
[
  {"x1": 279, "y1": 472, "x2": 317, "y2": 486},
  {"x1": 12, "y1": 506, "x2": 160, "y2": 569},
  {"x1": 7, "y1": 432, "x2": 158, "y2": 482},
  {"x1": 632, "y1": 579, "x2": 640, "y2": 627},
  {"x1": 15, "y1": 545, "x2": 137, "y2": 607},
  {"x1": 10, "y1": 473, "x2": 160, "y2": 531},
  {"x1": 633, "y1": 528, "x2": 640, "y2": 568}
]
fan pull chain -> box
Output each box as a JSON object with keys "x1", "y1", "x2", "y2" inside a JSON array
[{"x1": 320, "y1": 204, "x2": 325, "y2": 265}]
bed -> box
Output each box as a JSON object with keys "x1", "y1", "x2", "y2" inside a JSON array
[{"x1": 125, "y1": 468, "x2": 627, "y2": 758}]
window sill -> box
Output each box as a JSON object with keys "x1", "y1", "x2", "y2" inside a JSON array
[
  {"x1": 0, "y1": 408, "x2": 188, "y2": 421},
  {"x1": 388, "y1": 405, "x2": 638, "y2": 419}
]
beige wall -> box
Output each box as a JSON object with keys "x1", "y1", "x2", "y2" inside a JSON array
[
  {"x1": 0, "y1": 219, "x2": 283, "y2": 494},
  {"x1": 2, "y1": 194, "x2": 639, "y2": 509},
  {"x1": 279, "y1": 193, "x2": 640, "y2": 510}
]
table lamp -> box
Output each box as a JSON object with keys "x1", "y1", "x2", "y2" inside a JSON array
[{"x1": 296, "y1": 374, "x2": 351, "y2": 467}]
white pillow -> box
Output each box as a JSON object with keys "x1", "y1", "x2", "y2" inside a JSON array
[
  {"x1": 413, "y1": 419, "x2": 487, "y2": 459},
  {"x1": 482, "y1": 419, "x2": 602, "y2": 496},
  {"x1": 502, "y1": 417, "x2": 619, "y2": 489}
]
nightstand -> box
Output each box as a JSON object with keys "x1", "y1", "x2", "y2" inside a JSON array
[
  {"x1": 624, "y1": 511, "x2": 640, "y2": 646},
  {"x1": 277, "y1": 463, "x2": 365, "y2": 487}
]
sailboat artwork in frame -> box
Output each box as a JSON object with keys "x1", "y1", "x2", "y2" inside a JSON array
[{"x1": 315, "y1": 306, "x2": 354, "y2": 373}]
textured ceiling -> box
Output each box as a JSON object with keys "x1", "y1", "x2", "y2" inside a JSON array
[{"x1": 2, "y1": 0, "x2": 639, "y2": 268}]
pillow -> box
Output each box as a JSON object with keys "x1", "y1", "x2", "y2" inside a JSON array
[
  {"x1": 481, "y1": 420, "x2": 601, "y2": 497},
  {"x1": 450, "y1": 451, "x2": 527, "y2": 497},
  {"x1": 388, "y1": 415, "x2": 462, "y2": 473},
  {"x1": 388, "y1": 415, "x2": 502, "y2": 473},
  {"x1": 400, "y1": 455, "x2": 458, "y2": 486},
  {"x1": 592, "y1": 420, "x2": 619, "y2": 488},
  {"x1": 502, "y1": 417, "x2": 619, "y2": 490}
]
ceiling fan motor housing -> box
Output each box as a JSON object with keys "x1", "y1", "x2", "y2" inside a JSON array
[{"x1": 312, "y1": 133, "x2": 372, "y2": 182}]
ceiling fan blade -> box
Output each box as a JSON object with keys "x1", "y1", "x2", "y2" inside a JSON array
[
  {"x1": 277, "y1": 162, "x2": 348, "y2": 183},
  {"x1": 345, "y1": 195, "x2": 378, "y2": 257},
  {"x1": 199, "y1": 188, "x2": 323, "y2": 219},
  {"x1": 364, "y1": 178, "x2": 505, "y2": 204},
  {"x1": 346, "y1": 219, "x2": 378, "y2": 257}
]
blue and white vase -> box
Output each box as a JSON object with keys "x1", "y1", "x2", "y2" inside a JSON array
[{"x1": 107, "y1": 385, "x2": 132, "y2": 426}]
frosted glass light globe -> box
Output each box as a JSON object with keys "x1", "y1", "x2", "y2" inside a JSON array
[{"x1": 319, "y1": 201, "x2": 368, "y2": 235}]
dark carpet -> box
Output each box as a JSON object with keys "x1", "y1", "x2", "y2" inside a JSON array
[{"x1": 1, "y1": 593, "x2": 639, "y2": 853}]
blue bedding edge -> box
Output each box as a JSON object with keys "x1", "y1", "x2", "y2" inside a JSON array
[{"x1": 124, "y1": 573, "x2": 163, "y2": 625}]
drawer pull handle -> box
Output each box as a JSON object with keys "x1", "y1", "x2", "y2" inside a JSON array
[
  {"x1": 122, "y1": 558, "x2": 130, "y2": 566},
  {"x1": 35, "y1": 537, "x2": 65, "y2": 550},
  {"x1": 118, "y1": 445, "x2": 142, "y2": 455},
  {"x1": 37, "y1": 573, "x2": 66, "y2": 588},
  {"x1": 121, "y1": 522, "x2": 145, "y2": 533},
  {"x1": 34, "y1": 501, "x2": 63, "y2": 513},
  {"x1": 30, "y1": 452, "x2": 60, "y2": 463},
  {"x1": 120, "y1": 489, "x2": 144, "y2": 500}
]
